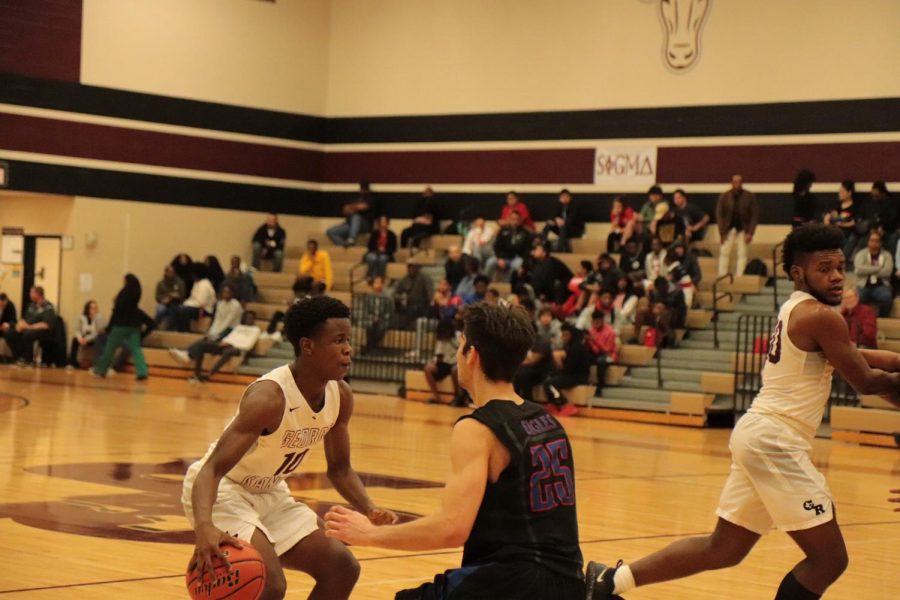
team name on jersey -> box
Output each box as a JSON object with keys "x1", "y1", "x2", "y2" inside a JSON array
[
  {"x1": 520, "y1": 414, "x2": 559, "y2": 436},
  {"x1": 281, "y1": 426, "x2": 332, "y2": 448}
]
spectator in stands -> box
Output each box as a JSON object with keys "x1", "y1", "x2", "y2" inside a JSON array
[
  {"x1": 423, "y1": 318, "x2": 460, "y2": 403},
  {"x1": 444, "y1": 245, "x2": 467, "y2": 293},
  {"x1": 263, "y1": 276, "x2": 314, "y2": 340},
  {"x1": 401, "y1": 186, "x2": 439, "y2": 248},
  {"x1": 643, "y1": 237, "x2": 668, "y2": 288},
  {"x1": 716, "y1": 174, "x2": 758, "y2": 277},
  {"x1": 825, "y1": 181, "x2": 861, "y2": 262},
  {"x1": 364, "y1": 215, "x2": 398, "y2": 279},
  {"x1": 498, "y1": 191, "x2": 534, "y2": 231},
  {"x1": 92, "y1": 275, "x2": 147, "y2": 380},
  {"x1": 666, "y1": 242, "x2": 701, "y2": 308},
  {"x1": 576, "y1": 286, "x2": 614, "y2": 331},
  {"x1": 222, "y1": 255, "x2": 257, "y2": 303},
  {"x1": 463, "y1": 274, "x2": 490, "y2": 305},
  {"x1": 514, "y1": 326, "x2": 554, "y2": 402},
  {"x1": 841, "y1": 287, "x2": 877, "y2": 348},
  {"x1": 560, "y1": 260, "x2": 593, "y2": 318},
  {"x1": 611, "y1": 276, "x2": 640, "y2": 335},
  {"x1": 360, "y1": 276, "x2": 393, "y2": 352},
  {"x1": 855, "y1": 230, "x2": 894, "y2": 317},
  {"x1": 791, "y1": 169, "x2": 818, "y2": 229},
  {"x1": 0, "y1": 293, "x2": 18, "y2": 341},
  {"x1": 652, "y1": 201, "x2": 686, "y2": 246},
  {"x1": 251, "y1": 213, "x2": 286, "y2": 272},
  {"x1": 204, "y1": 256, "x2": 225, "y2": 291},
  {"x1": 184, "y1": 310, "x2": 260, "y2": 383},
  {"x1": 632, "y1": 276, "x2": 683, "y2": 346},
  {"x1": 298, "y1": 239, "x2": 333, "y2": 291},
  {"x1": 485, "y1": 211, "x2": 531, "y2": 282},
  {"x1": 462, "y1": 217, "x2": 497, "y2": 265},
  {"x1": 529, "y1": 241, "x2": 573, "y2": 305},
  {"x1": 673, "y1": 189, "x2": 710, "y2": 242},
  {"x1": 67, "y1": 300, "x2": 105, "y2": 369},
  {"x1": 168, "y1": 283, "x2": 244, "y2": 373},
  {"x1": 155, "y1": 265, "x2": 186, "y2": 329},
  {"x1": 607, "y1": 196, "x2": 636, "y2": 253},
  {"x1": 542, "y1": 188, "x2": 584, "y2": 252},
  {"x1": 171, "y1": 253, "x2": 195, "y2": 295},
  {"x1": 485, "y1": 288, "x2": 501, "y2": 304},
  {"x1": 544, "y1": 323, "x2": 591, "y2": 417},
  {"x1": 454, "y1": 257, "x2": 480, "y2": 300},
  {"x1": 394, "y1": 261, "x2": 434, "y2": 322},
  {"x1": 327, "y1": 181, "x2": 376, "y2": 247},
  {"x1": 619, "y1": 238, "x2": 646, "y2": 283},
  {"x1": 536, "y1": 307, "x2": 563, "y2": 349},
  {"x1": 638, "y1": 186, "x2": 665, "y2": 224},
  {"x1": 4, "y1": 286, "x2": 55, "y2": 366},
  {"x1": 431, "y1": 278, "x2": 462, "y2": 320},
  {"x1": 586, "y1": 309, "x2": 619, "y2": 397},
  {"x1": 172, "y1": 264, "x2": 217, "y2": 332},
  {"x1": 870, "y1": 182, "x2": 898, "y2": 254},
  {"x1": 580, "y1": 253, "x2": 623, "y2": 307}
]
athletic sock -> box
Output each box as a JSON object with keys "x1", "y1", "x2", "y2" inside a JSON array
[
  {"x1": 612, "y1": 564, "x2": 636, "y2": 595},
  {"x1": 774, "y1": 571, "x2": 821, "y2": 600}
]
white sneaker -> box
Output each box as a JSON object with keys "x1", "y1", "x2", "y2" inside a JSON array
[
  {"x1": 168, "y1": 348, "x2": 191, "y2": 365},
  {"x1": 269, "y1": 331, "x2": 283, "y2": 343}
]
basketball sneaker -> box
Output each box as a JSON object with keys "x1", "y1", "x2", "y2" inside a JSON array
[
  {"x1": 584, "y1": 560, "x2": 624, "y2": 599},
  {"x1": 168, "y1": 348, "x2": 191, "y2": 365}
]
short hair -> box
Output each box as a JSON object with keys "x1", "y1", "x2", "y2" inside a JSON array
[
  {"x1": 462, "y1": 302, "x2": 535, "y2": 382},
  {"x1": 32, "y1": 286, "x2": 45, "y2": 297},
  {"x1": 284, "y1": 295, "x2": 350, "y2": 354},
  {"x1": 307, "y1": 239, "x2": 318, "y2": 248},
  {"x1": 673, "y1": 188, "x2": 687, "y2": 198},
  {"x1": 591, "y1": 309, "x2": 606, "y2": 320},
  {"x1": 560, "y1": 188, "x2": 571, "y2": 196},
  {"x1": 580, "y1": 260, "x2": 593, "y2": 272},
  {"x1": 781, "y1": 223, "x2": 845, "y2": 277},
  {"x1": 648, "y1": 185, "x2": 663, "y2": 196},
  {"x1": 0, "y1": 293, "x2": 7, "y2": 302},
  {"x1": 872, "y1": 181, "x2": 889, "y2": 195},
  {"x1": 538, "y1": 307, "x2": 553, "y2": 317},
  {"x1": 474, "y1": 274, "x2": 490, "y2": 286}
]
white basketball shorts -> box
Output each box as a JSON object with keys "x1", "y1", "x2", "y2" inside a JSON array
[{"x1": 716, "y1": 412, "x2": 834, "y2": 535}]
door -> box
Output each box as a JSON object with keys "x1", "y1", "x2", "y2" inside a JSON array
[{"x1": 22, "y1": 236, "x2": 62, "y2": 309}]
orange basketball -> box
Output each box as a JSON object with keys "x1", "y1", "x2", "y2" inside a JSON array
[{"x1": 186, "y1": 540, "x2": 266, "y2": 600}]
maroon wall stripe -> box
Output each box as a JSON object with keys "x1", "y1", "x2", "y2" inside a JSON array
[
  {"x1": 0, "y1": 0, "x2": 82, "y2": 82},
  {"x1": 0, "y1": 113, "x2": 323, "y2": 181},
  {"x1": 656, "y1": 142, "x2": 900, "y2": 184}
]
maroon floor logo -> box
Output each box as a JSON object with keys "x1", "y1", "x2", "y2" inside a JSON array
[{"x1": 1, "y1": 459, "x2": 435, "y2": 543}]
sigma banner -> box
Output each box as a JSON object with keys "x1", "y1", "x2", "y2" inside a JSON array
[{"x1": 593, "y1": 145, "x2": 658, "y2": 190}]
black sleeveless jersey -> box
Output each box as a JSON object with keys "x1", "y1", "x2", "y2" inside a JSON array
[{"x1": 460, "y1": 400, "x2": 583, "y2": 580}]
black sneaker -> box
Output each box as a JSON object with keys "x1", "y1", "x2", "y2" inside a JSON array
[{"x1": 584, "y1": 560, "x2": 624, "y2": 599}]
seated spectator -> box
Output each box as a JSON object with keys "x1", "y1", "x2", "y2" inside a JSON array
[
  {"x1": 499, "y1": 191, "x2": 534, "y2": 231},
  {"x1": 203, "y1": 255, "x2": 225, "y2": 291},
  {"x1": 298, "y1": 239, "x2": 333, "y2": 291},
  {"x1": 841, "y1": 287, "x2": 877, "y2": 348},
  {"x1": 485, "y1": 211, "x2": 531, "y2": 282},
  {"x1": 4, "y1": 286, "x2": 55, "y2": 366},
  {"x1": 576, "y1": 286, "x2": 615, "y2": 330},
  {"x1": 611, "y1": 276, "x2": 640, "y2": 335},
  {"x1": 92, "y1": 275, "x2": 148, "y2": 380},
  {"x1": 221, "y1": 255, "x2": 257, "y2": 303},
  {"x1": 432, "y1": 279, "x2": 462, "y2": 321},
  {"x1": 560, "y1": 260, "x2": 594, "y2": 318},
  {"x1": 513, "y1": 327, "x2": 554, "y2": 402},
  {"x1": 585, "y1": 309, "x2": 619, "y2": 397},
  {"x1": 870, "y1": 182, "x2": 898, "y2": 254},
  {"x1": 251, "y1": 213, "x2": 286, "y2": 272},
  {"x1": 423, "y1": 318, "x2": 460, "y2": 403},
  {"x1": 364, "y1": 216, "x2": 398, "y2": 279},
  {"x1": 359, "y1": 276, "x2": 394, "y2": 352},
  {"x1": 463, "y1": 274, "x2": 490, "y2": 305},
  {"x1": 155, "y1": 265, "x2": 186, "y2": 329},
  {"x1": 643, "y1": 237, "x2": 668, "y2": 289},
  {"x1": 401, "y1": 186, "x2": 439, "y2": 248},
  {"x1": 542, "y1": 188, "x2": 584, "y2": 252},
  {"x1": 462, "y1": 217, "x2": 497, "y2": 265},
  {"x1": 672, "y1": 189, "x2": 710, "y2": 242},
  {"x1": 855, "y1": 230, "x2": 893, "y2": 317},
  {"x1": 581, "y1": 254, "x2": 623, "y2": 305},
  {"x1": 168, "y1": 284, "x2": 244, "y2": 373},
  {"x1": 638, "y1": 185, "x2": 665, "y2": 224},
  {"x1": 394, "y1": 261, "x2": 434, "y2": 324},
  {"x1": 666, "y1": 242, "x2": 700, "y2": 308},
  {"x1": 607, "y1": 196, "x2": 635, "y2": 253},
  {"x1": 824, "y1": 181, "x2": 860, "y2": 262},
  {"x1": 454, "y1": 257, "x2": 480, "y2": 299},
  {"x1": 184, "y1": 311, "x2": 260, "y2": 383},
  {"x1": 536, "y1": 307, "x2": 562, "y2": 349},
  {"x1": 544, "y1": 323, "x2": 591, "y2": 417},
  {"x1": 652, "y1": 201, "x2": 685, "y2": 246},
  {"x1": 632, "y1": 276, "x2": 682, "y2": 346},
  {"x1": 327, "y1": 181, "x2": 376, "y2": 247},
  {"x1": 172, "y1": 265, "x2": 217, "y2": 332},
  {"x1": 0, "y1": 293, "x2": 18, "y2": 347},
  {"x1": 67, "y1": 300, "x2": 105, "y2": 369},
  {"x1": 619, "y1": 238, "x2": 647, "y2": 283},
  {"x1": 171, "y1": 252, "x2": 195, "y2": 295},
  {"x1": 444, "y1": 245, "x2": 467, "y2": 293},
  {"x1": 529, "y1": 241, "x2": 573, "y2": 305},
  {"x1": 264, "y1": 277, "x2": 313, "y2": 340}
]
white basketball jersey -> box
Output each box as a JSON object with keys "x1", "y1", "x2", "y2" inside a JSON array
[
  {"x1": 748, "y1": 290, "x2": 834, "y2": 438},
  {"x1": 191, "y1": 364, "x2": 341, "y2": 493}
]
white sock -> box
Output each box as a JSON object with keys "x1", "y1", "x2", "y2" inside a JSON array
[{"x1": 613, "y1": 564, "x2": 636, "y2": 595}]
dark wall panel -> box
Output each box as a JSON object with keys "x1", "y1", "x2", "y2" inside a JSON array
[{"x1": 0, "y1": 1, "x2": 82, "y2": 82}]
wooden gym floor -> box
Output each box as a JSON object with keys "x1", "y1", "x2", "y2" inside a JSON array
[{"x1": 0, "y1": 366, "x2": 898, "y2": 599}]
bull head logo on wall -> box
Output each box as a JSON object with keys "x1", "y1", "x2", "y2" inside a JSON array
[{"x1": 654, "y1": 0, "x2": 711, "y2": 70}]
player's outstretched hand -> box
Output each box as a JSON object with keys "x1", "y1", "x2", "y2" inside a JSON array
[
  {"x1": 324, "y1": 505, "x2": 375, "y2": 545},
  {"x1": 190, "y1": 523, "x2": 243, "y2": 582},
  {"x1": 368, "y1": 506, "x2": 400, "y2": 525},
  {"x1": 890, "y1": 489, "x2": 900, "y2": 511}
]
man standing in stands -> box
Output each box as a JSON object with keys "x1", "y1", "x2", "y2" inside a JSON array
[
  {"x1": 716, "y1": 174, "x2": 758, "y2": 277},
  {"x1": 252, "y1": 213, "x2": 287, "y2": 273}
]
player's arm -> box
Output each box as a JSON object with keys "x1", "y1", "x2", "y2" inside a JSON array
[
  {"x1": 858, "y1": 349, "x2": 900, "y2": 373},
  {"x1": 324, "y1": 381, "x2": 397, "y2": 525},
  {"x1": 324, "y1": 417, "x2": 491, "y2": 551},
  {"x1": 190, "y1": 381, "x2": 284, "y2": 578},
  {"x1": 802, "y1": 309, "x2": 900, "y2": 404}
]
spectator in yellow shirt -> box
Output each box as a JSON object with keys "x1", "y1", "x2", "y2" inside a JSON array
[{"x1": 297, "y1": 239, "x2": 333, "y2": 291}]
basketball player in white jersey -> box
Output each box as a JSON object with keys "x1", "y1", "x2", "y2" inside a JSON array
[
  {"x1": 589, "y1": 224, "x2": 900, "y2": 600},
  {"x1": 183, "y1": 296, "x2": 397, "y2": 600}
]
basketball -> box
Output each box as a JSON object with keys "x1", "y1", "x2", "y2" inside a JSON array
[{"x1": 185, "y1": 541, "x2": 266, "y2": 600}]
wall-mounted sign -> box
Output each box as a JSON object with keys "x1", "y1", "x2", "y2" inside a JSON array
[
  {"x1": 648, "y1": 0, "x2": 711, "y2": 71},
  {"x1": 1, "y1": 227, "x2": 24, "y2": 265},
  {"x1": 594, "y1": 145, "x2": 658, "y2": 189}
]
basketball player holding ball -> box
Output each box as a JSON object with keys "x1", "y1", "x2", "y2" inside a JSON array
[
  {"x1": 588, "y1": 224, "x2": 900, "y2": 599},
  {"x1": 182, "y1": 296, "x2": 397, "y2": 600}
]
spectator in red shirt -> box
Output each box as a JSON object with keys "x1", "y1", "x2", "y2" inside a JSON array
[
  {"x1": 607, "y1": 196, "x2": 635, "y2": 252},
  {"x1": 586, "y1": 309, "x2": 619, "y2": 397},
  {"x1": 364, "y1": 215, "x2": 398, "y2": 279},
  {"x1": 499, "y1": 191, "x2": 534, "y2": 231},
  {"x1": 841, "y1": 287, "x2": 877, "y2": 348}
]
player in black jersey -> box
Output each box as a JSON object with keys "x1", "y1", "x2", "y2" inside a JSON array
[{"x1": 325, "y1": 302, "x2": 585, "y2": 599}]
